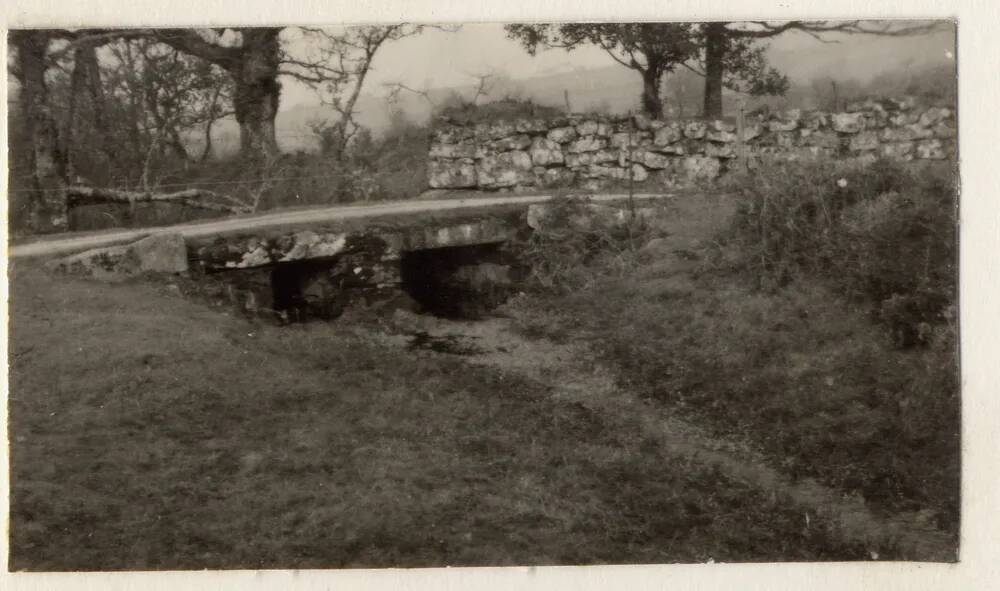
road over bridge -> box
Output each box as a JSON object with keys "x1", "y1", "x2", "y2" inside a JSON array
[
  {"x1": 13, "y1": 192, "x2": 676, "y2": 319},
  {"x1": 10, "y1": 192, "x2": 674, "y2": 263}
]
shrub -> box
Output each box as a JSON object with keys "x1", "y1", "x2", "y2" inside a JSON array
[
  {"x1": 513, "y1": 196, "x2": 663, "y2": 293},
  {"x1": 721, "y1": 156, "x2": 958, "y2": 347},
  {"x1": 436, "y1": 97, "x2": 564, "y2": 126}
]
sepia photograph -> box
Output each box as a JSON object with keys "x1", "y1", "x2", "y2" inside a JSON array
[{"x1": 4, "y1": 16, "x2": 963, "y2": 574}]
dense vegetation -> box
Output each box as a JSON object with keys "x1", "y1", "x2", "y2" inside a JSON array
[{"x1": 514, "y1": 157, "x2": 960, "y2": 538}]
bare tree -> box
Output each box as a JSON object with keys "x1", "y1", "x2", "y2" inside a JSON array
[
  {"x1": 281, "y1": 25, "x2": 438, "y2": 159},
  {"x1": 9, "y1": 30, "x2": 68, "y2": 232},
  {"x1": 383, "y1": 81, "x2": 438, "y2": 110}
]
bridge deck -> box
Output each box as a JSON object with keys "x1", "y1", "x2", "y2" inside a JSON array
[{"x1": 10, "y1": 193, "x2": 674, "y2": 260}]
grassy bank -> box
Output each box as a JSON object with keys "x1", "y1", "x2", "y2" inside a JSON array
[
  {"x1": 10, "y1": 262, "x2": 875, "y2": 570},
  {"x1": 512, "y1": 158, "x2": 960, "y2": 539}
]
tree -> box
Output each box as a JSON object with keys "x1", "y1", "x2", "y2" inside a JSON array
[
  {"x1": 281, "y1": 25, "x2": 442, "y2": 159},
  {"x1": 691, "y1": 20, "x2": 948, "y2": 118},
  {"x1": 149, "y1": 28, "x2": 282, "y2": 165},
  {"x1": 9, "y1": 30, "x2": 68, "y2": 232},
  {"x1": 505, "y1": 23, "x2": 698, "y2": 118}
]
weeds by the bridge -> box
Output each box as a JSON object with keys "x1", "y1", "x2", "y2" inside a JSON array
[{"x1": 513, "y1": 157, "x2": 960, "y2": 546}]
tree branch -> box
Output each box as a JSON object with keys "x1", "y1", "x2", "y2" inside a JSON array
[
  {"x1": 150, "y1": 29, "x2": 240, "y2": 68},
  {"x1": 66, "y1": 186, "x2": 251, "y2": 213}
]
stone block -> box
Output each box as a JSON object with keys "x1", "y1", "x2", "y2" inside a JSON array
[
  {"x1": 637, "y1": 150, "x2": 672, "y2": 169},
  {"x1": 831, "y1": 112, "x2": 865, "y2": 133},
  {"x1": 802, "y1": 112, "x2": 829, "y2": 130},
  {"x1": 429, "y1": 160, "x2": 478, "y2": 188},
  {"x1": 881, "y1": 141, "x2": 915, "y2": 160},
  {"x1": 48, "y1": 233, "x2": 188, "y2": 278},
  {"x1": 915, "y1": 139, "x2": 948, "y2": 160},
  {"x1": 477, "y1": 152, "x2": 533, "y2": 189},
  {"x1": 576, "y1": 120, "x2": 599, "y2": 136},
  {"x1": 491, "y1": 134, "x2": 532, "y2": 151},
  {"x1": 681, "y1": 156, "x2": 721, "y2": 183},
  {"x1": 683, "y1": 121, "x2": 706, "y2": 139},
  {"x1": 529, "y1": 137, "x2": 565, "y2": 167},
  {"x1": 742, "y1": 121, "x2": 764, "y2": 141},
  {"x1": 919, "y1": 107, "x2": 953, "y2": 127},
  {"x1": 487, "y1": 120, "x2": 517, "y2": 139},
  {"x1": 547, "y1": 126, "x2": 579, "y2": 143},
  {"x1": 768, "y1": 118, "x2": 799, "y2": 132},
  {"x1": 429, "y1": 143, "x2": 477, "y2": 159},
  {"x1": 705, "y1": 143, "x2": 735, "y2": 159},
  {"x1": 610, "y1": 131, "x2": 649, "y2": 149},
  {"x1": 630, "y1": 163, "x2": 650, "y2": 182},
  {"x1": 567, "y1": 136, "x2": 607, "y2": 153},
  {"x1": 633, "y1": 112, "x2": 653, "y2": 130},
  {"x1": 514, "y1": 118, "x2": 550, "y2": 134},
  {"x1": 706, "y1": 128, "x2": 737, "y2": 143},
  {"x1": 653, "y1": 124, "x2": 684, "y2": 146},
  {"x1": 536, "y1": 168, "x2": 576, "y2": 188},
  {"x1": 849, "y1": 130, "x2": 880, "y2": 152}
]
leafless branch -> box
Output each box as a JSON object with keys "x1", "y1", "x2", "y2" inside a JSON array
[
  {"x1": 384, "y1": 82, "x2": 437, "y2": 107},
  {"x1": 66, "y1": 186, "x2": 251, "y2": 213}
]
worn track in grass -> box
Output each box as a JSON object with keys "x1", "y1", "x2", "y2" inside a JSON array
[
  {"x1": 388, "y1": 189, "x2": 957, "y2": 561},
  {"x1": 390, "y1": 310, "x2": 955, "y2": 561}
]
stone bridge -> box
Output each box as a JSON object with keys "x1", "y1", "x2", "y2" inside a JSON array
[{"x1": 16, "y1": 192, "x2": 671, "y2": 319}]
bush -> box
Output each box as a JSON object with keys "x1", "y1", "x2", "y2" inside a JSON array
[
  {"x1": 721, "y1": 156, "x2": 958, "y2": 348},
  {"x1": 147, "y1": 113, "x2": 432, "y2": 214},
  {"x1": 436, "y1": 97, "x2": 564, "y2": 126},
  {"x1": 509, "y1": 162, "x2": 961, "y2": 536},
  {"x1": 513, "y1": 196, "x2": 663, "y2": 294}
]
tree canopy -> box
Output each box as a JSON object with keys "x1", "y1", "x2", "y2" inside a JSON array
[{"x1": 505, "y1": 23, "x2": 698, "y2": 118}]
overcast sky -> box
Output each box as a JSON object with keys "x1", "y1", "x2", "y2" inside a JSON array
[{"x1": 277, "y1": 22, "x2": 956, "y2": 111}]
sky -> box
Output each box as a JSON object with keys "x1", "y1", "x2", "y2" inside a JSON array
[
  {"x1": 278, "y1": 24, "x2": 616, "y2": 110},
  {"x1": 276, "y1": 22, "x2": 957, "y2": 111}
]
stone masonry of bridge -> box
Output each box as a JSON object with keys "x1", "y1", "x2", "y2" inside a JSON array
[
  {"x1": 41, "y1": 194, "x2": 661, "y2": 320},
  {"x1": 427, "y1": 97, "x2": 956, "y2": 192}
]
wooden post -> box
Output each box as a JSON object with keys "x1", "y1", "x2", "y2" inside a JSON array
[
  {"x1": 627, "y1": 110, "x2": 635, "y2": 218},
  {"x1": 736, "y1": 98, "x2": 747, "y2": 172},
  {"x1": 564, "y1": 89, "x2": 572, "y2": 113}
]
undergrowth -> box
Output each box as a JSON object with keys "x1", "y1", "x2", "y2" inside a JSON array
[
  {"x1": 512, "y1": 158, "x2": 960, "y2": 541},
  {"x1": 719, "y1": 156, "x2": 958, "y2": 348},
  {"x1": 436, "y1": 97, "x2": 565, "y2": 126},
  {"x1": 513, "y1": 196, "x2": 666, "y2": 294}
]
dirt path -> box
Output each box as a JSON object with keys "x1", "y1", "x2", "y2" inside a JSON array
[
  {"x1": 10, "y1": 192, "x2": 673, "y2": 259},
  {"x1": 385, "y1": 310, "x2": 955, "y2": 561}
]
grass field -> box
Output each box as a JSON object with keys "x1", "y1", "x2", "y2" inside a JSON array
[
  {"x1": 10, "y1": 258, "x2": 885, "y2": 570},
  {"x1": 7, "y1": 161, "x2": 959, "y2": 568}
]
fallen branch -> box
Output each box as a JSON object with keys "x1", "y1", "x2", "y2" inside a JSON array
[{"x1": 66, "y1": 186, "x2": 252, "y2": 214}]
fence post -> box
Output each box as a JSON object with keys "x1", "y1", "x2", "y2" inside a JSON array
[
  {"x1": 627, "y1": 110, "x2": 635, "y2": 217},
  {"x1": 736, "y1": 98, "x2": 747, "y2": 172}
]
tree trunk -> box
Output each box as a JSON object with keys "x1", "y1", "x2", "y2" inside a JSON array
[
  {"x1": 11, "y1": 30, "x2": 68, "y2": 233},
  {"x1": 169, "y1": 129, "x2": 191, "y2": 161},
  {"x1": 67, "y1": 42, "x2": 112, "y2": 182},
  {"x1": 703, "y1": 22, "x2": 727, "y2": 118},
  {"x1": 640, "y1": 68, "x2": 664, "y2": 119},
  {"x1": 230, "y1": 28, "x2": 282, "y2": 165},
  {"x1": 153, "y1": 27, "x2": 283, "y2": 164}
]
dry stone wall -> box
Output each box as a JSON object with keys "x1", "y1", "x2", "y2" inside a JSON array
[{"x1": 427, "y1": 98, "x2": 956, "y2": 192}]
